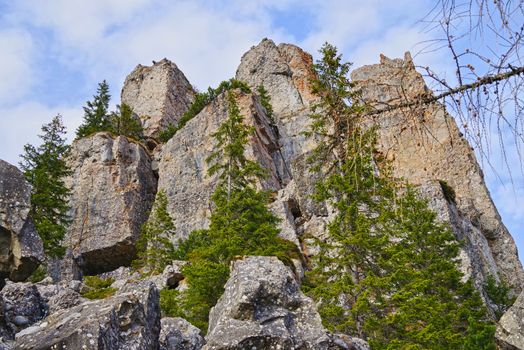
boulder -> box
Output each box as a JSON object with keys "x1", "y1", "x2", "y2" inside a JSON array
[
  {"x1": 122, "y1": 58, "x2": 195, "y2": 139},
  {"x1": 351, "y1": 53, "x2": 524, "y2": 297},
  {"x1": 0, "y1": 159, "x2": 44, "y2": 282},
  {"x1": 14, "y1": 283, "x2": 160, "y2": 350},
  {"x1": 496, "y1": 291, "x2": 524, "y2": 349},
  {"x1": 204, "y1": 256, "x2": 367, "y2": 350},
  {"x1": 58, "y1": 133, "x2": 157, "y2": 278},
  {"x1": 0, "y1": 282, "x2": 47, "y2": 340},
  {"x1": 160, "y1": 317, "x2": 204, "y2": 350}
]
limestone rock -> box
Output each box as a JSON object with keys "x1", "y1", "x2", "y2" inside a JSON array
[
  {"x1": 0, "y1": 159, "x2": 44, "y2": 282},
  {"x1": 496, "y1": 291, "x2": 524, "y2": 349},
  {"x1": 158, "y1": 91, "x2": 285, "y2": 240},
  {"x1": 0, "y1": 282, "x2": 47, "y2": 340},
  {"x1": 351, "y1": 53, "x2": 524, "y2": 296},
  {"x1": 160, "y1": 317, "x2": 204, "y2": 350},
  {"x1": 122, "y1": 58, "x2": 195, "y2": 139},
  {"x1": 14, "y1": 283, "x2": 160, "y2": 350},
  {"x1": 60, "y1": 132, "x2": 157, "y2": 277},
  {"x1": 204, "y1": 256, "x2": 367, "y2": 350}
]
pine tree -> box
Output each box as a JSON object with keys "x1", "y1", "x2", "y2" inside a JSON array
[
  {"x1": 303, "y1": 43, "x2": 496, "y2": 349},
  {"x1": 132, "y1": 190, "x2": 176, "y2": 275},
  {"x1": 76, "y1": 80, "x2": 112, "y2": 139},
  {"x1": 20, "y1": 115, "x2": 72, "y2": 258},
  {"x1": 110, "y1": 103, "x2": 143, "y2": 140},
  {"x1": 165, "y1": 90, "x2": 298, "y2": 331}
]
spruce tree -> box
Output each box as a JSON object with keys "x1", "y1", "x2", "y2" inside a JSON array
[
  {"x1": 166, "y1": 90, "x2": 298, "y2": 331},
  {"x1": 303, "y1": 43, "x2": 496, "y2": 349},
  {"x1": 132, "y1": 190, "x2": 176, "y2": 275},
  {"x1": 20, "y1": 115, "x2": 72, "y2": 258},
  {"x1": 76, "y1": 80, "x2": 111, "y2": 139},
  {"x1": 110, "y1": 103, "x2": 143, "y2": 140}
]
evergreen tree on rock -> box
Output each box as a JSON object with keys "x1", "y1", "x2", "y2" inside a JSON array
[
  {"x1": 303, "y1": 43, "x2": 496, "y2": 350},
  {"x1": 20, "y1": 115, "x2": 72, "y2": 258},
  {"x1": 76, "y1": 80, "x2": 112, "y2": 139},
  {"x1": 110, "y1": 103, "x2": 144, "y2": 141}
]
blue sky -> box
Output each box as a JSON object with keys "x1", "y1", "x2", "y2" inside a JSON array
[{"x1": 0, "y1": 0, "x2": 522, "y2": 262}]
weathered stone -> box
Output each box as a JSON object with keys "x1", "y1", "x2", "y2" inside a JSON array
[
  {"x1": 0, "y1": 160, "x2": 44, "y2": 282},
  {"x1": 204, "y1": 256, "x2": 367, "y2": 350},
  {"x1": 0, "y1": 282, "x2": 47, "y2": 340},
  {"x1": 351, "y1": 53, "x2": 524, "y2": 297},
  {"x1": 59, "y1": 132, "x2": 157, "y2": 277},
  {"x1": 122, "y1": 58, "x2": 195, "y2": 139},
  {"x1": 496, "y1": 291, "x2": 524, "y2": 349},
  {"x1": 158, "y1": 91, "x2": 285, "y2": 241},
  {"x1": 160, "y1": 317, "x2": 204, "y2": 350},
  {"x1": 14, "y1": 283, "x2": 160, "y2": 350}
]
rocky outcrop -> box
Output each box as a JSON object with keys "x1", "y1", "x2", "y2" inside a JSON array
[
  {"x1": 204, "y1": 256, "x2": 368, "y2": 350},
  {"x1": 14, "y1": 283, "x2": 160, "y2": 350},
  {"x1": 496, "y1": 291, "x2": 524, "y2": 350},
  {"x1": 351, "y1": 53, "x2": 524, "y2": 296},
  {"x1": 158, "y1": 91, "x2": 285, "y2": 240},
  {"x1": 122, "y1": 58, "x2": 195, "y2": 139},
  {"x1": 160, "y1": 317, "x2": 205, "y2": 350},
  {"x1": 58, "y1": 133, "x2": 157, "y2": 278},
  {"x1": 0, "y1": 160, "x2": 44, "y2": 283}
]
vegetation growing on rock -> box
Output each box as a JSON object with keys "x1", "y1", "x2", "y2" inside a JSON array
[
  {"x1": 76, "y1": 80, "x2": 112, "y2": 140},
  {"x1": 81, "y1": 275, "x2": 117, "y2": 300},
  {"x1": 161, "y1": 90, "x2": 298, "y2": 331},
  {"x1": 20, "y1": 115, "x2": 72, "y2": 258},
  {"x1": 302, "y1": 43, "x2": 496, "y2": 349},
  {"x1": 158, "y1": 78, "x2": 251, "y2": 143}
]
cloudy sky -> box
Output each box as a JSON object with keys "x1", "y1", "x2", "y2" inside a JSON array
[{"x1": 1, "y1": 0, "x2": 523, "y2": 261}]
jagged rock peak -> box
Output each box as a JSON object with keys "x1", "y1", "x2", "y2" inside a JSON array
[
  {"x1": 0, "y1": 159, "x2": 44, "y2": 284},
  {"x1": 236, "y1": 38, "x2": 317, "y2": 114},
  {"x1": 121, "y1": 58, "x2": 195, "y2": 139}
]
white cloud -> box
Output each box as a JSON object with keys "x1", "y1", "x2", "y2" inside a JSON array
[
  {"x1": 0, "y1": 29, "x2": 34, "y2": 104},
  {"x1": 0, "y1": 102, "x2": 83, "y2": 167}
]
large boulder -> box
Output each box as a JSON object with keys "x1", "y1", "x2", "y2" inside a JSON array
[
  {"x1": 57, "y1": 133, "x2": 157, "y2": 278},
  {"x1": 351, "y1": 53, "x2": 524, "y2": 297},
  {"x1": 204, "y1": 256, "x2": 367, "y2": 350},
  {"x1": 160, "y1": 317, "x2": 204, "y2": 350},
  {"x1": 122, "y1": 58, "x2": 195, "y2": 139},
  {"x1": 496, "y1": 291, "x2": 524, "y2": 349},
  {"x1": 0, "y1": 160, "x2": 44, "y2": 282},
  {"x1": 14, "y1": 283, "x2": 160, "y2": 350}
]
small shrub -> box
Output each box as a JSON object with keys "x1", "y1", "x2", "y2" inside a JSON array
[
  {"x1": 81, "y1": 276, "x2": 117, "y2": 300},
  {"x1": 27, "y1": 265, "x2": 47, "y2": 283},
  {"x1": 484, "y1": 274, "x2": 516, "y2": 319}
]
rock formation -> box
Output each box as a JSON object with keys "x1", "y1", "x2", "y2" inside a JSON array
[
  {"x1": 56, "y1": 133, "x2": 157, "y2": 278},
  {"x1": 0, "y1": 38, "x2": 522, "y2": 348},
  {"x1": 122, "y1": 58, "x2": 195, "y2": 139},
  {"x1": 204, "y1": 256, "x2": 368, "y2": 350},
  {"x1": 0, "y1": 160, "x2": 44, "y2": 283},
  {"x1": 351, "y1": 53, "x2": 524, "y2": 297}
]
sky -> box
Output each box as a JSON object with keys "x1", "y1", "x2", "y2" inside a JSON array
[{"x1": 0, "y1": 0, "x2": 523, "y2": 262}]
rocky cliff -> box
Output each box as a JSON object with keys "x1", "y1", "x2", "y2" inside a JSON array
[{"x1": 0, "y1": 38, "x2": 522, "y2": 349}]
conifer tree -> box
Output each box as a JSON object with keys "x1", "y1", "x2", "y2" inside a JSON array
[
  {"x1": 303, "y1": 43, "x2": 496, "y2": 349},
  {"x1": 166, "y1": 90, "x2": 298, "y2": 331},
  {"x1": 110, "y1": 103, "x2": 143, "y2": 140},
  {"x1": 132, "y1": 190, "x2": 176, "y2": 275},
  {"x1": 20, "y1": 115, "x2": 71, "y2": 258},
  {"x1": 76, "y1": 80, "x2": 111, "y2": 139}
]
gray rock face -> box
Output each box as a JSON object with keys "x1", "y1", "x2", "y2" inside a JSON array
[
  {"x1": 14, "y1": 283, "x2": 160, "y2": 350},
  {"x1": 158, "y1": 91, "x2": 285, "y2": 241},
  {"x1": 160, "y1": 317, "x2": 204, "y2": 350},
  {"x1": 0, "y1": 282, "x2": 47, "y2": 340},
  {"x1": 0, "y1": 159, "x2": 44, "y2": 282},
  {"x1": 204, "y1": 256, "x2": 368, "y2": 350},
  {"x1": 122, "y1": 58, "x2": 195, "y2": 139},
  {"x1": 496, "y1": 291, "x2": 524, "y2": 349},
  {"x1": 60, "y1": 132, "x2": 157, "y2": 277},
  {"x1": 351, "y1": 53, "x2": 524, "y2": 297}
]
